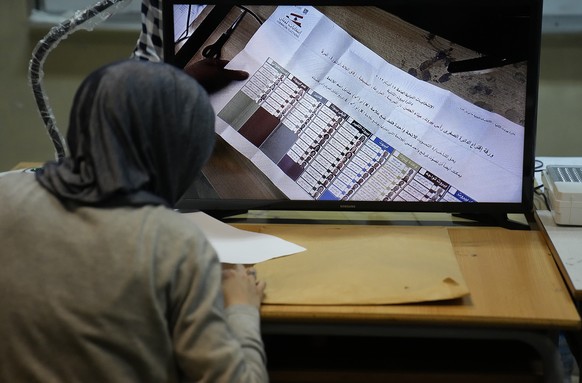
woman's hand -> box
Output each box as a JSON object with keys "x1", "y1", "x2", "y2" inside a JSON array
[
  {"x1": 221, "y1": 264, "x2": 266, "y2": 309},
  {"x1": 184, "y1": 58, "x2": 249, "y2": 94}
]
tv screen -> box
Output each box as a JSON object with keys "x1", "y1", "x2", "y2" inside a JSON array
[{"x1": 162, "y1": 0, "x2": 542, "y2": 220}]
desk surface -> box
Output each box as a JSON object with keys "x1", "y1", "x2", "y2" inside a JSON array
[{"x1": 234, "y1": 219, "x2": 580, "y2": 331}]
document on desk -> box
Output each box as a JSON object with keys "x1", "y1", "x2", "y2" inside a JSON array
[
  {"x1": 211, "y1": 6, "x2": 524, "y2": 203},
  {"x1": 254, "y1": 225, "x2": 469, "y2": 305},
  {"x1": 183, "y1": 212, "x2": 306, "y2": 264}
]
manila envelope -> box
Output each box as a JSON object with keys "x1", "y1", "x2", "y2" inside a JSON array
[{"x1": 251, "y1": 225, "x2": 469, "y2": 305}]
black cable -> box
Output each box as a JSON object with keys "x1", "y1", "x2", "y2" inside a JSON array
[
  {"x1": 534, "y1": 184, "x2": 550, "y2": 210},
  {"x1": 176, "y1": 5, "x2": 193, "y2": 44},
  {"x1": 237, "y1": 5, "x2": 264, "y2": 25},
  {"x1": 532, "y1": 159, "x2": 550, "y2": 210},
  {"x1": 177, "y1": 6, "x2": 262, "y2": 47},
  {"x1": 535, "y1": 159, "x2": 544, "y2": 172}
]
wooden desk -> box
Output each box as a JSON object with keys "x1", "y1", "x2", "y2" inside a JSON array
[
  {"x1": 9, "y1": 162, "x2": 43, "y2": 171},
  {"x1": 231, "y1": 214, "x2": 580, "y2": 382}
]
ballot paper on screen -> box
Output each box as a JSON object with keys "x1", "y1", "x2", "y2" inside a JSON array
[{"x1": 210, "y1": 6, "x2": 524, "y2": 203}]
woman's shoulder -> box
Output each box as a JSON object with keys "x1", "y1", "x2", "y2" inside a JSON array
[
  {"x1": 0, "y1": 172, "x2": 48, "y2": 207},
  {"x1": 138, "y1": 207, "x2": 214, "y2": 256},
  {"x1": 144, "y1": 207, "x2": 203, "y2": 235}
]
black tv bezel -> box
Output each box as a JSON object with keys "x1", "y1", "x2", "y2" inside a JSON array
[{"x1": 162, "y1": 0, "x2": 543, "y2": 219}]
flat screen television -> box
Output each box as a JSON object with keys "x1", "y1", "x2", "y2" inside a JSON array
[{"x1": 162, "y1": 0, "x2": 543, "y2": 225}]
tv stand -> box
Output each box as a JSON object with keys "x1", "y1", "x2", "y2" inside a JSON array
[
  {"x1": 452, "y1": 212, "x2": 532, "y2": 230},
  {"x1": 202, "y1": 209, "x2": 250, "y2": 220},
  {"x1": 213, "y1": 210, "x2": 534, "y2": 230}
]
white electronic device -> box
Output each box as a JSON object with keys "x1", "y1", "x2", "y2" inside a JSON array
[{"x1": 542, "y1": 165, "x2": 582, "y2": 226}]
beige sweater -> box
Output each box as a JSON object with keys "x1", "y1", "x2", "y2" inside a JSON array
[{"x1": 0, "y1": 173, "x2": 267, "y2": 382}]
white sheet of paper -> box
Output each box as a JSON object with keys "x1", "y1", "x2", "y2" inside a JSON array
[{"x1": 183, "y1": 212, "x2": 306, "y2": 264}]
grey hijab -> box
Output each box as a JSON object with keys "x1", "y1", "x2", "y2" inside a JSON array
[{"x1": 36, "y1": 60, "x2": 215, "y2": 208}]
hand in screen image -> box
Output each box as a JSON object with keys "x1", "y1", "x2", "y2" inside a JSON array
[{"x1": 184, "y1": 58, "x2": 249, "y2": 94}]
